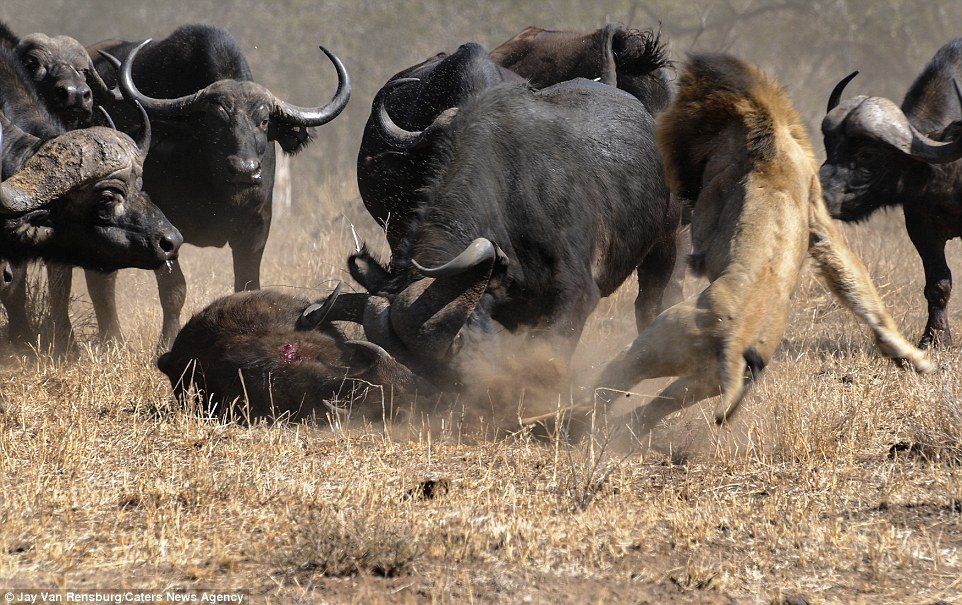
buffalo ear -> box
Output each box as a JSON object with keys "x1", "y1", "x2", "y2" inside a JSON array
[
  {"x1": 269, "y1": 122, "x2": 315, "y2": 154},
  {"x1": 8, "y1": 210, "x2": 54, "y2": 246},
  {"x1": 349, "y1": 247, "x2": 391, "y2": 292}
]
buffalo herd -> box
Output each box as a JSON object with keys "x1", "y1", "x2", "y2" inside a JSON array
[{"x1": 1, "y1": 18, "x2": 956, "y2": 447}]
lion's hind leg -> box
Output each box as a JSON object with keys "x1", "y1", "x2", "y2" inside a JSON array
[{"x1": 808, "y1": 203, "x2": 932, "y2": 374}]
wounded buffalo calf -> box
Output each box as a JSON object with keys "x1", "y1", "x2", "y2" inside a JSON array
[{"x1": 156, "y1": 289, "x2": 432, "y2": 421}]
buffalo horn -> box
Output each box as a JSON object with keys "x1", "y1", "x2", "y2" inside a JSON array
[
  {"x1": 97, "y1": 106, "x2": 117, "y2": 129},
  {"x1": 119, "y1": 41, "x2": 350, "y2": 127},
  {"x1": 86, "y1": 56, "x2": 123, "y2": 102},
  {"x1": 826, "y1": 70, "x2": 859, "y2": 113},
  {"x1": 375, "y1": 78, "x2": 459, "y2": 149},
  {"x1": 118, "y1": 40, "x2": 207, "y2": 116},
  {"x1": 0, "y1": 127, "x2": 136, "y2": 214},
  {"x1": 299, "y1": 283, "x2": 342, "y2": 330},
  {"x1": 599, "y1": 23, "x2": 618, "y2": 87},
  {"x1": 342, "y1": 340, "x2": 440, "y2": 396},
  {"x1": 133, "y1": 100, "x2": 151, "y2": 154},
  {"x1": 341, "y1": 340, "x2": 396, "y2": 378},
  {"x1": 271, "y1": 45, "x2": 351, "y2": 127},
  {"x1": 850, "y1": 96, "x2": 962, "y2": 163},
  {"x1": 412, "y1": 238, "x2": 498, "y2": 278}
]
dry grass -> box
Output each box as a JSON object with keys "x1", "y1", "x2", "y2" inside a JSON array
[{"x1": 0, "y1": 179, "x2": 960, "y2": 604}]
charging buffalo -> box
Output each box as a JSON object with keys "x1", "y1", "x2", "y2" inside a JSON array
[
  {"x1": 357, "y1": 42, "x2": 521, "y2": 250},
  {"x1": 348, "y1": 39, "x2": 680, "y2": 388}
]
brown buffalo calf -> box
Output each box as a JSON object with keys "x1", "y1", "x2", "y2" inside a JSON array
[{"x1": 157, "y1": 289, "x2": 432, "y2": 421}]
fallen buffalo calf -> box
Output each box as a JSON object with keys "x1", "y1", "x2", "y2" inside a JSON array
[{"x1": 156, "y1": 288, "x2": 434, "y2": 421}]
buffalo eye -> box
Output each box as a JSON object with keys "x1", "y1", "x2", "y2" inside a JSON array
[
  {"x1": 98, "y1": 188, "x2": 126, "y2": 213},
  {"x1": 24, "y1": 56, "x2": 44, "y2": 77},
  {"x1": 855, "y1": 146, "x2": 881, "y2": 165},
  {"x1": 210, "y1": 104, "x2": 230, "y2": 121}
]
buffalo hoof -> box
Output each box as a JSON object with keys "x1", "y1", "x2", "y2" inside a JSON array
[{"x1": 918, "y1": 329, "x2": 952, "y2": 350}]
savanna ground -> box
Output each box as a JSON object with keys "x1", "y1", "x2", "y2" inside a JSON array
[
  {"x1": 0, "y1": 174, "x2": 960, "y2": 604},
  {"x1": 2, "y1": 1, "x2": 962, "y2": 603}
]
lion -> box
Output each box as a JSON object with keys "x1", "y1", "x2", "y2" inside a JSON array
[{"x1": 526, "y1": 53, "x2": 932, "y2": 445}]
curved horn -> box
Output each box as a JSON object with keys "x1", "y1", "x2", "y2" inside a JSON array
[
  {"x1": 412, "y1": 238, "x2": 498, "y2": 278},
  {"x1": 118, "y1": 40, "x2": 206, "y2": 116},
  {"x1": 87, "y1": 55, "x2": 123, "y2": 102},
  {"x1": 849, "y1": 96, "x2": 962, "y2": 163},
  {"x1": 97, "y1": 106, "x2": 117, "y2": 130},
  {"x1": 133, "y1": 100, "x2": 151, "y2": 154},
  {"x1": 0, "y1": 114, "x2": 42, "y2": 214},
  {"x1": 599, "y1": 23, "x2": 619, "y2": 87},
  {"x1": 0, "y1": 127, "x2": 136, "y2": 214},
  {"x1": 298, "y1": 282, "x2": 346, "y2": 329},
  {"x1": 827, "y1": 70, "x2": 859, "y2": 113},
  {"x1": 375, "y1": 77, "x2": 459, "y2": 149},
  {"x1": 271, "y1": 45, "x2": 351, "y2": 127},
  {"x1": 298, "y1": 287, "x2": 376, "y2": 330},
  {"x1": 341, "y1": 339, "x2": 440, "y2": 395}
]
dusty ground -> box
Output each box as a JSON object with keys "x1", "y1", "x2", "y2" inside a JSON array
[{"x1": 0, "y1": 190, "x2": 959, "y2": 605}]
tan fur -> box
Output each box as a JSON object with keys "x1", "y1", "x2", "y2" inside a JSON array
[{"x1": 525, "y1": 53, "x2": 931, "y2": 443}]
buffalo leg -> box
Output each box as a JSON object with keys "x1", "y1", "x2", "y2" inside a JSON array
[
  {"x1": 230, "y1": 218, "x2": 269, "y2": 293},
  {"x1": 905, "y1": 208, "x2": 952, "y2": 348},
  {"x1": 45, "y1": 262, "x2": 74, "y2": 356},
  {"x1": 155, "y1": 259, "x2": 187, "y2": 350},
  {"x1": 1, "y1": 260, "x2": 34, "y2": 348},
  {"x1": 85, "y1": 270, "x2": 123, "y2": 343},
  {"x1": 634, "y1": 234, "x2": 679, "y2": 334}
]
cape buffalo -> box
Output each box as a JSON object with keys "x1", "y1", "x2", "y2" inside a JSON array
[
  {"x1": 0, "y1": 22, "x2": 123, "y2": 352},
  {"x1": 0, "y1": 112, "x2": 182, "y2": 277},
  {"x1": 357, "y1": 43, "x2": 521, "y2": 250},
  {"x1": 4, "y1": 23, "x2": 115, "y2": 129},
  {"x1": 1, "y1": 35, "x2": 180, "y2": 350},
  {"x1": 530, "y1": 53, "x2": 932, "y2": 446},
  {"x1": 86, "y1": 24, "x2": 350, "y2": 348},
  {"x1": 490, "y1": 24, "x2": 674, "y2": 113},
  {"x1": 347, "y1": 40, "x2": 680, "y2": 390},
  {"x1": 157, "y1": 288, "x2": 433, "y2": 421},
  {"x1": 820, "y1": 38, "x2": 962, "y2": 348}
]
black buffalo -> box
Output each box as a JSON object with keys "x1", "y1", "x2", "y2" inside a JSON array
[
  {"x1": 86, "y1": 24, "x2": 350, "y2": 347},
  {"x1": 357, "y1": 42, "x2": 521, "y2": 251},
  {"x1": 347, "y1": 46, "x2": 680, "y2": 388},
  {"x1": 0, "y1": 112, "x2": 182, "y2": 284},
  {"x1": 820, "y1": 38, "x2": 962, "y2": 348},
  {"x1": 0, "y1": 22, "x2": 122, "y2": 351},
  {"x1": 489, "y1": 24, "x2": 674, "y2": 114},
  {"x1": 2, "y1": 22, "x2": 116, "y2": 129},
  {"x1": 157, "y1": 288, "x2": 433, "y2": 421}
]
